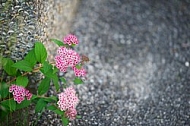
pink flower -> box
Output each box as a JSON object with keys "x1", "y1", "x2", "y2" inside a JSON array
[
  {"x1": 63, "y1": 34, "x2": 79, "y2": 45},
  {"x1": 65, "y1": 108, "x2": 77, "y2": 120},
  {"x1": 9, "y1": 84, "x2": 32, "y2": 104},
  {"x1": 57, "y1": 87, "x2": 79, "y2": 111},
  {"x1": 55, "y1": 47, "x2": 80, "y2": 72},
  {"x1": 72, "y1": 66, "x2": 87, "y2": 77}
]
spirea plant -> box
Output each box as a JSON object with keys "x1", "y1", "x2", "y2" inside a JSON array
[{"x1": 0, "y1": 34, "x2": 89, "y2": 125}]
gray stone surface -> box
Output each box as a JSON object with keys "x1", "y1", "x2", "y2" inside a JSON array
[{"x1": 69, "y1": 0, "x2": 190, "y2": 126}]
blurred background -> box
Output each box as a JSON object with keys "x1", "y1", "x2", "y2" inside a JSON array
[{"x1": 70, "y1": 0, "x2": 190, "y2": 125}]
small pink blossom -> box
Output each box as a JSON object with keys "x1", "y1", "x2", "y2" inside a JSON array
[
  {"x1": 55, "y1": 47, "x2": 80, "y2": 72},
  {"x1": 65, "y1": 108, "x2": 77, "y2": 120},
  {"x1": 63, "y1": 34, "x2": 79, "y2": 45},
  {"x1": 72, "y1": 66, "x2": 87, "y2": 77},
  {"x1": 57, "y1": 87, "x2": 79, "y2": 111},
  {"x1": 9, "y1": 84, "x2": 32, "y2": 104}
]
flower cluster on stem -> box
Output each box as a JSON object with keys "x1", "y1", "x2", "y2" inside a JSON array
[
  {"x1": 55, "y1": 35, "x2": 87, "y2": 77},
  {"x1": 9, "y1": 84, "x2": 32, "y2": 104},
  {"x1": 57, "y1": 86, "x2": 79, "y2": 120},
  {"x1": 63, "y1": 34, "x2": 79, "y2": 45},
  {"x1": 55, "y1": 47, "x2": 80, "y2": 72}
]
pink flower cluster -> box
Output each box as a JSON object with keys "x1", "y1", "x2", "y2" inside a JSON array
[
  {"x1": 72, "y1": 66, "x2": 86, "y2": 77},
  {"x1": 65, "y1": 108, "x2": 77, "y2": 120},
  {"x1": 55, "y1": 34, "x2": 87, "y2": 77},
  {"x1": 55, "y1": 47, "x2": 80, "y2": 72},
  {"x1": 57, "y1": 87, "x2": 79, "y2": 120},
  {"x1": 63, "y1": 34, "x2": 79, "y2": 45},
  {"x1": 9, "y1": 84, "x2": 32, "y2": 104}
]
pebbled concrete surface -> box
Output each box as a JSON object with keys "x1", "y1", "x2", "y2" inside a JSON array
[{"x1": 70, "y1": 0, "x2": 190, "y2": 126}]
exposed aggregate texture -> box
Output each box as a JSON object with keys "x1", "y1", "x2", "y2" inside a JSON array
[
  {"x1": 69, "y1": 0, "x2": 190, "y2": 126},
  {"x1": 0, "y1": 0, "x2": 40, "y2": 60}
]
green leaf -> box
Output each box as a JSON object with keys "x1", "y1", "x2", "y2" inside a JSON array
[
  {"x1": 50, "y1": 39, "x2": 65, "y2": 47},
  {"x1": 71, "y1": 43, "x2": 76, "y2": 47},
  {"x1": 49, "y1": 96, "x2": 57, "y2": 101},
  {"x1": 31, "y1": 94, "x2": 38, "y2": 100},
  {"x1": 35, "y1": 99, "x2": 47, "y2": 113},
  {"x1": 16, "y1": 100, "x2": 31, "y2": 110},
  {"x1": 75, "y1": 64, "x2": 82, "y2": 69},
  {"x1": 16, "y1": 76, "x2": 29, "y2": 87},
  {"x1": 60, "y1": 77, "x2": 66, "y2": 84},
  {"x1": 43, "y1": 61, "x2": 52, "y2": 73},
  {"x1": 42, "y1": 97, "x2": 57, "y2": 102},
  {"x1": 0, "y1": 82, "x2": 9, "y2": 99},
  {"x1": 0, "y1": 55, "x2": 3, "y2": 69},
  {"x1": 40, "y1": 62, "x2": 60, "y2": 91},
  {"x1": 53, "y1": 67, "x2": 58, "y2": 74},
  {"x1": 52, "y1": 74, "x2": 59, "y2": 91},
  {"x1": 54, "y1": 109, "x2": 63, "y2": 115},
  {"x1": 24, "y1": 49, "x2": 37, "y2": 67},
  {"x1": 73, "y1": 77, "x2": 83, "y2": 85},
  {"x1": 47, "y1": 106, "x2": 63, "y2": 116},
  {"x1": 1, "y1": 99, "x2": 16, "y2": 112},
  {"x1": 0, "y1": 107, "x2": 9, "y2": 119},
  {"x1": 12, "y1": 60, "x2": 33, "y2": 72},
  {"x1": 61, "y1": 116, "x2": 69, "y2": 126},
  {"x1": 2, "y1": 58, "x2": 17, "y2": 75},
  {"x1": 47, "y1": 105, "x2": 57, "y2": 111},
  {"x1": 38, "y1": 77, "x2": 51, "y2": 95},
  {"x1": 53, "y1": 109, "x2": 64, "y2": 116},
  {"x1": 34, "y1": 42, "x2": 47, "y2": 63}
]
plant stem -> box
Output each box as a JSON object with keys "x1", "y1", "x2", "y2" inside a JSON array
[{"x1": 4, "y1": 61, "x2": 56, "y2": 85}]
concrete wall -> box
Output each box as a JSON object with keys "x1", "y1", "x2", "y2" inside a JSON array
[{"x1": 0, "y1": 0, "x2": 80, "y2": 62}]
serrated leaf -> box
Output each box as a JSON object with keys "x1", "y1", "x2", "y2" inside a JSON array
[
  {"x1": 16, "y1": 76, "x2": 28, "y2": 87},
  {"x1": 34, "y1": 42, "x2": 47, "y2": 63},
  {"x1": 24, "y1": 49, "x2": 37, "y2": 67},
  {"x1": 35, "y1": 99, "x2": 47, "y2": 113},
  {"x1": 62, "y1": 116, "x2": 69, "y2": 126},
  {"x1": 16, "y1": 100, "x2": 31, "y2": 110},
  {"x1": 38, "y1": 77, "x2": 51, "y2": 95},
  {"x1": 73, "y1": 77, "x2": 83, "y2": 85},
  {"x1": 2, "y1": 58, "x2": 17, "y2": 75},
  {"x1": 12, "y1": 60, "x2": 33, "y2": 72},
  {"x1": 0, "y1": 82, "x2": 9, "y2": 99},
  {"x1": 1, "y1": 99, "x2": 16, "y2": 112},
  {"x1": 50, "y1": 38, "x2": 65, "y2": 47}
]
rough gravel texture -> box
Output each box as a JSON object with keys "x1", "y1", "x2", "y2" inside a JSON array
[{"x1": 69, "y1": 0, "x2": 190, "y2": 126}]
